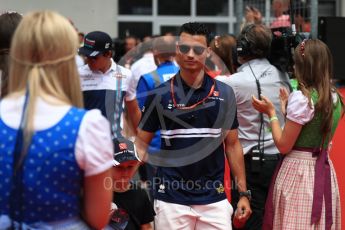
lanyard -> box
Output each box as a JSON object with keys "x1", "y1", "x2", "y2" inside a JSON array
[{"x1": 170, "y1": 74, "x2": 215, "y2": 110}]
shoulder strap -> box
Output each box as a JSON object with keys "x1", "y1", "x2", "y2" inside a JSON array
[
  {"x1": 150, "y1": 70, "x2": 161, "y2": 88},
  {"x1": 112, "y1": 64, "x2": 123, "y2": 139},
  {"x1": 248, "y1": 62, "x2": 265, "y2": 153}
]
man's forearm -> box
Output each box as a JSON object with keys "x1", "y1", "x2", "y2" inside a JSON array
[
  {"x1": 125, "y1": 99, "x2": 142, "y2": 134},
  {"x1": 228, "y1": 149, "x2": 247, "y2": 193},
  {"x1": 225, "y1": 134, "x2": 247, "y2": 193},
  {"x1": 135, "y1": 129, "x2": 155, "y2": 162}
]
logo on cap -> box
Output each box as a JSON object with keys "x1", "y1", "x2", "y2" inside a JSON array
[
  {"x1": 119, "y1": 143, "x2": 128, "y2": 150},
  {"x1": 85, "y1": 38, "x2": 95, "y2": 47}
]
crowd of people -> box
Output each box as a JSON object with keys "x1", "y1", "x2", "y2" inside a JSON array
[{"x1": 0, "y1": 4, "x2": 343, "y2": 230}]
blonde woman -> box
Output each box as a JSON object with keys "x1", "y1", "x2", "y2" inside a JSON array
[{"x1": 0, "y1": 11, "x2": 113, "y2": 229}]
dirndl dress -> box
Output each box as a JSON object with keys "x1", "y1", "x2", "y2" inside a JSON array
[{"x1": 263, "y1": 90, "x2": 342, "y2": 230}]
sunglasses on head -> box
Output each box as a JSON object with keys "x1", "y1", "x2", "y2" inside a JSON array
[{"x1": 178, "y1": 44, "x2": 206, "y2": 55}]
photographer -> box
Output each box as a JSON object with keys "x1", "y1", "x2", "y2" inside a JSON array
[{"x1": 217, "y1": 24, "x2": 290, "y2": 230}]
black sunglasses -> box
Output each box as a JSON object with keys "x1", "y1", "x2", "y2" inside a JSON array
[{"x1": 178, "y1": 44, "x2": 206, "y2": 55}]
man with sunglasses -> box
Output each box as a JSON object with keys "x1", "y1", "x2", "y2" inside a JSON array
[
  {"x1": 136, "y1": 22, "x2": 251, "y2": 230},
  {"x1": 78, "y1": 31, "x2": 141, "y2": 151}
]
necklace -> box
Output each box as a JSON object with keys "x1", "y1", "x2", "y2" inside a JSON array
[{"x1": 170, "y1": 75, "x2": 215, "y2": 110}]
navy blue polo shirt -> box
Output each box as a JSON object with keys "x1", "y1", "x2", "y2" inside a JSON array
[{"x1": 139, "y1": 72, "x2": 238, "y2": 205}]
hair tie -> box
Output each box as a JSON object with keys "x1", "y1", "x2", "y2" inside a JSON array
[
  {"x1": 300, "y1": 39, "x2": 308, "y2": 58},
  {"x1": 11, "y1": 52, "x2": 76, "y2": 68}
]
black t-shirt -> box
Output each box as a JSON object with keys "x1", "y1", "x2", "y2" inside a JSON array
[{"x1": 108, "y1": 184, "x2": 155, "y2": 230}]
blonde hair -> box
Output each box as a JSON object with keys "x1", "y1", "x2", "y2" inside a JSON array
[{"x1": 8, "y1": 11, "x2": 83, "y2": 156}]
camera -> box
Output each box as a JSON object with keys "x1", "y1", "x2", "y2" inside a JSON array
[{"x1": 268, "y1": 26, "x2": 308, "y2": 75}]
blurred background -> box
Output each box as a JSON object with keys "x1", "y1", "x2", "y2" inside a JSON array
[{"x1": 1, "y1": 0, "x2": 344, "y2": 81}]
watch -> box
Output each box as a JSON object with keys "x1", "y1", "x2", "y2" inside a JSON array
[{"x1": 239, "y1": 190, "x2": 252, "y2": 201}]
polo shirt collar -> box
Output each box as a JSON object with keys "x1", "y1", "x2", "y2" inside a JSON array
[
  {"x1": 159, "y1": 61, "x2": 175, "y2": 68},
  {"x1": 103, "y1": 59, "x2": 117, "y2": 74},
  {"x1": 175, "y1": 71, "x2": 210, "y2": 92}
]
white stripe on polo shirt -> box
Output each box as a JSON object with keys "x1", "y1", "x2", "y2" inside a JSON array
[
  {"x1": 161, "y1": 133, "x2": 222, "y2": 139},
  {"x1": 161, "y1": 128, "x2": 221, "y2": 139}
]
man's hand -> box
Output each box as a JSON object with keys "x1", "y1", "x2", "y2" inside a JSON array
[{"x1": 235, "y1": 196, "x2": 252, "y2": 221}]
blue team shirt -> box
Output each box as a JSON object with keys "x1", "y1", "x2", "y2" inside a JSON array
[
  {"x1": 139, "y1": 72, "x2": 238, "y2": 205},
  {"x1": 136, "y1": 61, "x2": 179, "y2": 154}
]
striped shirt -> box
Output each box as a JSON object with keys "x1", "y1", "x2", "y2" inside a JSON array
[{"x1": 139, "y1": 72, "x2": 238, "y2": 205}]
